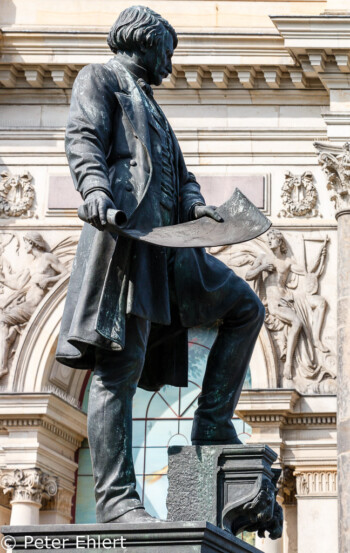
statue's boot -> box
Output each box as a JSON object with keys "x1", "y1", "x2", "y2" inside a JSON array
[
  {"x1": 110, "y1": 507, "x2": 160, "y2": 523},
  {"x1": 191, "y1": 282, "x2": 265, "y2": 446}
]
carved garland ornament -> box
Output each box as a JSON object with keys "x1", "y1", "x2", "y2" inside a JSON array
[
  {"x1": 278, "y1": 171, "x2": 318, "y2": 218},
  {"x1": 0, "y1": 171, "x2": 35, "y2": 218}
]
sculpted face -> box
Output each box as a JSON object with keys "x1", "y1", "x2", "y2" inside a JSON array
[
  {"x1": 24, "y1": 239, "x2": 33, "y2": 254},
  {"x1": 267, "y1": 232, "x2": 281, "y2": 251},
  {"x1": 142, "y1": 31, "x2": 174, "y2": 86}
]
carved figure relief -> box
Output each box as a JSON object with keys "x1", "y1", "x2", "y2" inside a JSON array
[
  {"x1": 210, "y1": 229, "x2": 336, "y2": 394},
  {"x1": 315, "y1": 141, "x2": 350, "y2": 212},
  {"x1": 0, "y1": 171, "x2": 35, "y2": 218},
  {"x1": 0, "y1": 233, "x2": 77, "y2": 379},
  {"x1": 278, "y1": 171, "x2": 319, "y2": 218}
]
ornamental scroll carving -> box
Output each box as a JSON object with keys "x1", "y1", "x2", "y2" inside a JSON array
[
  {"x1": 0, "y1": 171, "x2": 35, "y2": 218},
  {"x1": 278, "y1": 171, "x2": 319, "y2": 218},
  {"x1": 210, "y1": 230, "x2": 336, "y2": 395},
  {"x1": 295, "y1": 470, "x2": 337, "y2": 496},
  {"x1": 0, "y1": 233, "x2": 78, "y2": 379},
  {"x1": 0, "y1": 468, "x2": 57, "y2": 505},
  {"x1": 315, "y1": 141, "x2": 350, "y2": 213}
]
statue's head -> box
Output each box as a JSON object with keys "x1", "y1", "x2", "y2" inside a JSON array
[
  {"x1": 107, "y1": 5, "x2": 177, "y2": 86},
  {"x1": 267, "y1": 229, "x2": 287, "y2": 254},
  {"x1": 23, "y1": 232, "x2": 50, "y2": 254}
]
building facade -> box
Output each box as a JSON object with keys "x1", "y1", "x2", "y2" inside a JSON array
[{"x1": 0, "y1": 1, "x2": 349, "y2": 551}]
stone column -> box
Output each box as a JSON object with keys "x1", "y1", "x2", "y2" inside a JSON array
[
  {"x1": 295, "y1": 470, "x2": 338, "y2": 553},
  {"x1": 315, "y1": 141, "x2": 350, "y2": 553},
  {"x1": 0, "y1": 468, "x2": 57, "y2": 525}
]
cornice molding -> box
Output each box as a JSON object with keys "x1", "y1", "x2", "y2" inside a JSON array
[
  {"x1": 271, "y1": 15, "x2": 350, "y2": 48},
  {"x1": 0, "y1": 22, "x2": 349, "y2": 94},
  {"x1": 0, "y1": 29, "x2": 292, "y2": 65},
  {"x1": 236, "y1": 389, "x2": 337, "y2": 428},
  {"x1": 0, "y1": 393, "x2": 87, "y2": 444}
]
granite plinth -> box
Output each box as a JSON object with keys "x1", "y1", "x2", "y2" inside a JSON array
[
  {"x1": 167, "y1": 444, "x2": 282, "y2": 538},
  {"x1": 1, "y1": 522, "x2": 262, "y2": 553}
]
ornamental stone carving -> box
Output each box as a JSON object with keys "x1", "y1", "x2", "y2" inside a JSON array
[
  {"x1": 0, "y1": 171, "x2": 35, "y2": 218},
  {"x1": 42, "y1": 487, "x2": 73, "y2": 519},
  {"x1": 278, "y1": 170, "x2": 319, "y2": 218},
  {"x1": 0, "y1": 233, "x2": 77, "y2": 379},
  {"x1": 277, "y1": 467, "x2": 297, "y2": 505},
  {"x1": 210, "y1": 229, "x2": 336, "y2": 394},
  {"x1": 295, "y1": 470, "x2": 337, "y2": 496},
  {"x1": 315, "y1": 141, "x2": 350, "y2": 214},
  {"x1": 0, "y1": 468, "x2": 57, "y2": 505}
]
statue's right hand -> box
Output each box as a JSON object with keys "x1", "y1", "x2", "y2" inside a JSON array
[
  {"x1": 83, "y1": 191, "x2": 116, "y2": 230},
  {"x1": 264, "y1": 263, "x2": 275, "y2": 272}
]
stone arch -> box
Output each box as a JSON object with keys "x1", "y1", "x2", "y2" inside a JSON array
[
  {"x1": 249, "y1": 323, "x2": 279, "y2": 389},
  {"x1": 9, "y1": 274, "x2": 279, "y2": 396},
  {"x1": 10, "y1": 276, "x2": 87, "y2": 399}
]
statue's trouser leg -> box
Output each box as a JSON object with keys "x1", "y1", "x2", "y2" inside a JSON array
[
  {"x1": 191, "y1": 278, "x2": 265, "y2": 445},
  {"x1": 87, "y1": 315, "x2": 151, "y2": 523}
]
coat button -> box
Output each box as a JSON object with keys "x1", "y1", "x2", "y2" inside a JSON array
[
  {"x1": 125, "y1": 184, "x2": 133, "y2": 191},
  {"x1": 130, "y1": 159, "x2": 137, "y2": 166}
]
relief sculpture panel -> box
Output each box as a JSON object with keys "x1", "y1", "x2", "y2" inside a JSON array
[
  {"x1": 210, "y1": 229, "x2": 336, "y2": 394},
  {"x1": 0, "y1": 232, "x2": 77, "y2": 379}
]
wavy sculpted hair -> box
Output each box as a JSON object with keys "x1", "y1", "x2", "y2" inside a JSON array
[
  {"x1": 267, "y1": 229, "x2": 287, "y2": 255},
  {"x1": 107, "y1": 5, "x2": 178, "y2": 54}
]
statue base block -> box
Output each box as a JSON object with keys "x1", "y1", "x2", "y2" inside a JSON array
[
  {"x1": 2, "y1": 522, "x2": 262, "y2": 553},
  {"x1": 167, "y1": 444, "x2": 282, "y2": 538}
]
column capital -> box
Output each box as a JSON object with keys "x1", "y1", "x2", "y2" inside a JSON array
[
  {"x1": 0, "y1": 468, "x2": 57, "y2": 506},
  {"x1": 315, "y1": 141, "x2": 350, "y2": 215},
  {"x1": 278, "y1": 467, "x2": 297, "y2": 505}
]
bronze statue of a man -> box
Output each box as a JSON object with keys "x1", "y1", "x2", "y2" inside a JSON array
[{"x1": 56, "y1": 5, "x2": 265, "y2": 523}]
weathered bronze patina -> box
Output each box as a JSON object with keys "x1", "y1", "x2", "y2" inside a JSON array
[
  {"x1": 56, "y1": 5, "x2": 268, "y2": 524},
  {"x1": 78, "y1": 188, "x2": 271, "y2": 248}
]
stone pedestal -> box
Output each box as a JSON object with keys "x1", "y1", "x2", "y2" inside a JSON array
[
  {"x1": 167, "y1": 444, "x2": 282, "y2": 540},
  {"x1": 1, "y1": 522, "x2": 262, "y2": 553}
]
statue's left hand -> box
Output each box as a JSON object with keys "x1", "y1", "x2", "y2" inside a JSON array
[{"x1": 193, "y1": 205, "x2": 224, "y2": 223}]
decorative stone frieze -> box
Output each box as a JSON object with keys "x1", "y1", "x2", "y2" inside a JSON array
[
  {"x1": 0, "y1": 171, "x2": 35, "y2": 218},
  {"x1": 0, "y1": 417, "x2": 83, "y2": 448},
  {"x1": 295, "y1": 470, "x2": 337, "y2": 497},
  {"x1": 278, "y1": 170, "x2": 319, "y2": 218},
  {"x1": 0, "y1": 233, "x2": 78, "y2": 379},
  {"x1": 0, "y1": 468, "x2": 57, "y2": 505}
]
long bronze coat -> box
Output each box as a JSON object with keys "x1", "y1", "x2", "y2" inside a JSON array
[{"x1": 56, "y1": 58, "x2": 237, "y2": 390}]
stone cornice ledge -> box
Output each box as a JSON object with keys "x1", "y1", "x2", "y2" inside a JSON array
[
  {"x1": 0, "y1": 29, "x2": 293, "y2": 66},
  {"x1": 0, "y1": 393, "x2": 87, "y2": 443},
  {"x1": 271, "y1": 15, "x2": 350, "y2": 50},
  {"x1": 236, "y1": 389, "x2": 336, "y2": 426}
]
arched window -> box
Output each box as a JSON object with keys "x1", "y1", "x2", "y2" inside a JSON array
[{"x1": 75, "y1": 326, "x2": 252, "y2": 522}]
